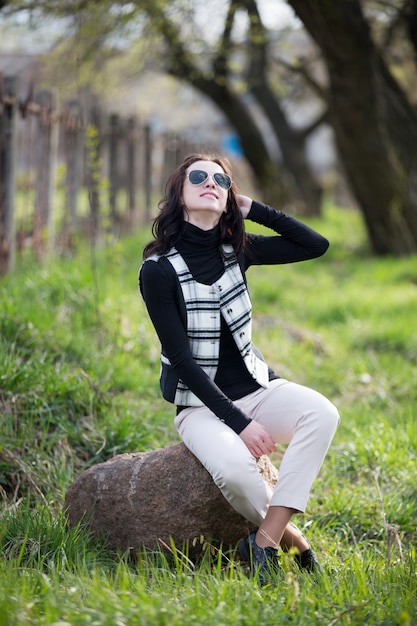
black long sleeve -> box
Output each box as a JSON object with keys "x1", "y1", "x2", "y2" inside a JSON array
[{"x1": 243, "y1": 201, "x2": 329, "y2": 269}]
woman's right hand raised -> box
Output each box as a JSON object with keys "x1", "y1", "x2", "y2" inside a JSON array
[
  {"x1": 236, "y1": 194, "x2": 253, "y2": 218},
  {"x1": 239, "y1": 420, "x2": 277, "y2": 458}
]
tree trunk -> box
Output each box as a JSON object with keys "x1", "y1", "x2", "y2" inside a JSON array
[{"x1": 288, "y1": 0, "x2": 417, "y2": 255}]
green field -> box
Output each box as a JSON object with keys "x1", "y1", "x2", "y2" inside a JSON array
[{"x1": 1, "y1": 205, "x2": 416, "y2": 625}]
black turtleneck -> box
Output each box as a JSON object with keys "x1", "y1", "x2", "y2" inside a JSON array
[{"x1": 139, "y1": 201, "x2": 329, "y2": 433}]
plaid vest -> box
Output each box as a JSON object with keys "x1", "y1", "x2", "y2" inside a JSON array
[{"x1": 161, "y1": 245, "x2": 269, "y2": 406}]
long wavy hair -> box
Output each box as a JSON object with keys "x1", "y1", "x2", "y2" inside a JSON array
[{"x1": 143, "y1": 153, "x2": 245, "y2": 259}]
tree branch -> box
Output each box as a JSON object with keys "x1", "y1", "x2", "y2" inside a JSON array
[
  {"x1": 296, "y1": 109, "x2": 329, "y2": 141},
  {"x1": 212, "y1": 1, "x2": 239, "y2": 79},
  {"x1": 403, "y1": 0, "x2": 417, "y2": 62},
  {"x1": 134, "y1": 1, "x2": 197, "y2": 81},
  {"x1": 239, "y1": 0, "x2": 267, "y2": 84},
  {"x1": 276, "y1": 55, "x2": 328, "y2": 101}
]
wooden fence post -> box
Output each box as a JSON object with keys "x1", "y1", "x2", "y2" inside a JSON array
[
  {"x1": 126, "y1": 116, "x2": 137, "y2": 220},
  {"x1": 0, "y1": 75, "x2": 18, "y2": 275},
  {"x1": 64, "y1": 100, "x2": 83, "y2": 233},
  {"x1": 33, "y1": 89, "x2": 58, "y2": 257},
  {"x1": 144, "y1": 124, "x2": 152, "y2": 223},
  {"x1": 108, "y1": 113, "x2": 120, "y2": 227}
]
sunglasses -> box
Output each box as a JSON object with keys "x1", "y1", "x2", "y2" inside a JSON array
[{"x1": 188, "y1": 169, "x2": 232, "y2": 190}]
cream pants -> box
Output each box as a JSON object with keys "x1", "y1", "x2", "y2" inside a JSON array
[{"x1": 174, "y1": 378, "x2": 340, "y2": 527}]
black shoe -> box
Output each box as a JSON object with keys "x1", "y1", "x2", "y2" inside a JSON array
[
  {"x1": 238, "y1": 531, "x2": 280, "y2": 586},
  {"x1": 287, "y1": 523, "x2": 322, "y2": 573},
  {"x1": 294, "y1": 547, "x2": 322, "y2": 573}
]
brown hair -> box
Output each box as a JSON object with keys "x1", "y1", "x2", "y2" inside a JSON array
[{"x1": 143, "y1": 153, "x2": 245, "y2": 258}]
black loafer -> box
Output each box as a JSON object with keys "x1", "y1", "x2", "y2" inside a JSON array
[
  {"x1": 239, "y1": 531, "x2": 280, "y2": 586},
  {"x1": 294, "y1": 547, "x2": 322, "y2": 573}
]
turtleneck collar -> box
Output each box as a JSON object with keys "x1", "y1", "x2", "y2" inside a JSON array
[
  {"x1": 175, "y1": 221, "x2": 224, "y2": 284},
  {"x1": 180, "y1": 221, "x2": 221, "y2": 249}
]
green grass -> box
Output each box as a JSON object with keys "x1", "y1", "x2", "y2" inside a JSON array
[{"x1": 0, "y1": 204, "x2": 416, "y2": 625}]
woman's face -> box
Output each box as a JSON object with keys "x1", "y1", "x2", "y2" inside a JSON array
[{"x1": 182, "y1": 160, "x2": 230, "y2": 229}]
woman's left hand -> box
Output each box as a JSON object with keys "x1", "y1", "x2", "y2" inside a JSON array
[
  {"x1": 239, "y1": 420, "x2": 277, "y2": 458},
  {"x1": 236, "y1": 194, "x2": 253, "y2": 218}
]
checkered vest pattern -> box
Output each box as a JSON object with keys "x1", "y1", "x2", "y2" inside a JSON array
[{"x1": 161, "y1": 245, "x2": 269, "y2": 406}]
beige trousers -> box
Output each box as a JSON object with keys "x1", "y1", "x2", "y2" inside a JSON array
[{"x1": 174, "y1": 378, "x2": 340, "y2": 527}]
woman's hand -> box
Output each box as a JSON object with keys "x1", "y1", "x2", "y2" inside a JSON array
[
  {"x1": 239, "y1": 421, "x2": 277, "y2": 458},
  {"x1": 236, "y1": 194, "x2": 253, "y2": 218}
]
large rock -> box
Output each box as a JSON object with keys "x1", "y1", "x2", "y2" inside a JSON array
[{"x1": 64, "y1": 442, "x2": 278, "y2": 558}]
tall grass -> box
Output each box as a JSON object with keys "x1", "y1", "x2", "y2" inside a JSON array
[{"x1": 0, "y1": 204, "x2": 416, "y2": 624}]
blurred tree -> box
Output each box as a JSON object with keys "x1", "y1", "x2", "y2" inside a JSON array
[
  {"x1": 139, "y1": 0, "x2": 291, "y2": 209},
  {"x1": 120, "y1": 0, "x2": 325, "y2": 214},
  {"x1": 288, "y1": 0, "x2": 417, "y2": 254}
]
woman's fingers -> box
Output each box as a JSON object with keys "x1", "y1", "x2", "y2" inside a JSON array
[{"x1": 239, "y1": 421, "x2": 277, "y2": 457}]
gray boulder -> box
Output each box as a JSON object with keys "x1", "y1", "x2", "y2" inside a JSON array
[{"x1": 64, "y1": 442, "x2": 278, "y2": 558}]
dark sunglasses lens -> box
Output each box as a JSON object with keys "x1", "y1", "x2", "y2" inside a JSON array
[
  {"x1": 213, "y1": 173, "x2": 232, "y2": 189},
  {"x1": 189, "y1": 170, "x2": 208, "y2": 185}
]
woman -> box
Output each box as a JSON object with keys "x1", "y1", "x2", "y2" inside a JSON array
[{"x1": 139, "y1": 153, "x2": 339, "y2": 584}]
